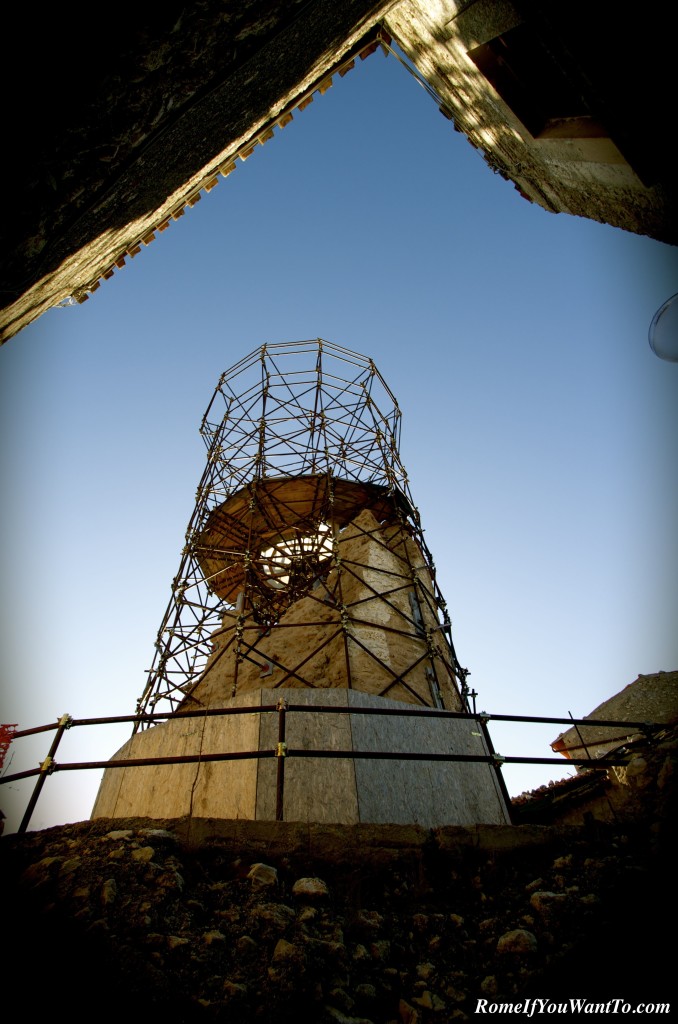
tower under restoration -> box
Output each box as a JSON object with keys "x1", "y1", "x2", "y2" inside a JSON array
[{"x1": 93, "y1": 340, "x2": 509, "y2": 825}]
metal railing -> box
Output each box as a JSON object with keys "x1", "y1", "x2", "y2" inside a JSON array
[{"x1": 1, "y1": 702, "x2": 659, "y2": 834}]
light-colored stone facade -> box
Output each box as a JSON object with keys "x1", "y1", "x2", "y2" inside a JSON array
[{"x1": 188, "y1": 509, "x2": 461, "y2": 712}]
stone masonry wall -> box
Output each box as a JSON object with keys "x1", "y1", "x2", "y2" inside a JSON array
[
  {"x1": 4, "y1": 721, "x2": 676, "y2": 1021},
  {"x1": 191, "y1": 510, "x2": 460, "y2": 711},
  {"x1": 2, "y1": 814, "x2": 674, "y2": 1023}
]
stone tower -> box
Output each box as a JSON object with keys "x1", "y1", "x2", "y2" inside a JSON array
[{"x1": 93, "y1": 341, "x2": 509, "y2": 825}]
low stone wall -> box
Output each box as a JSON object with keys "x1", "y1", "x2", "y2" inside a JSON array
[{"x1": 2, "y1": 816, "x2": 674, "y2": 1022}]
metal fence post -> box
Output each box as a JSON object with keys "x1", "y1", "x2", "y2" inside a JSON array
[
  {"x1": 18, "y1": 714, "x2": 72, "y2": 834},
  {"x1": 477, "y1": 711, "x2": 514, "y2": 824},
  {"x1": 275, "y1": 697, "x2": 287, "y2": 821}
]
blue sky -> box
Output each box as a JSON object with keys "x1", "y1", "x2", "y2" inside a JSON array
[{"x1": 1, "y1": 45, "x2": 677, "y2": 832}]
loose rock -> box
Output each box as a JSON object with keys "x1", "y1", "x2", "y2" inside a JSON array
[
  {"x1": 292, "y1": 876, "x2": 329, "y2": 900},
  {"x1": 496, "y1": 929, "x2": 538, "y2": 954},
  {"x1": 247, "y1": 862, "x2": 278, "y2": 889}
]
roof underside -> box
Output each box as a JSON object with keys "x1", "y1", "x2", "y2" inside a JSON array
[{"x1": 1, "y1": 0, "x2": 675, "y2": 345}]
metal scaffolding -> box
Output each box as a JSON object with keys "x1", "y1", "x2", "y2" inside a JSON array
[{"x1": 134, "y1": 340, "x2": 467, "y2": 727}]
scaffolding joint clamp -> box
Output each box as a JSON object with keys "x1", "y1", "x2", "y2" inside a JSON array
[
  {"x1": 492, "y1": 754, "x2": 505, "y2": 767},
  {"x1": 478, "y1": 711, "x2": 490, "y2": 723},
  {"x1": 58, "y1": 714, "x2": 73, "y2": 729},
  {"x1": 40, "y1": 756, "x2": 55, "y2": 774},
  {"x1": 276, "y1": 742, "x2": 287, "y2": 758},
  {"x1": 276, "y1": 697, "x2": 288, "y2": 712}
]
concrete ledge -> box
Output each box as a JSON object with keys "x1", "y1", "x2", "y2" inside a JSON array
[{"x1": 61, "y1": 814, "x2": 594, "y2": 865}]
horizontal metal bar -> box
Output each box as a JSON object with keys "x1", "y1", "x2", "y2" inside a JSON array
[
  {"x1": 0, "y1": 747, "x2": 628, "y2": 784},
  {"x1": 485, "y1": 713, "x2": 655, "y2": 729},
  {"x1": 283, "y1": 704, "x2": 657, "y2": 730},
  {"x1": 12, "y1": 722, "x2": 68, "y2": 739},
  {"x1": 12, "y1": 706, "x2": 282, "y2": 737},
  {"x1": 9, "y1": 704, "x2": 664, "y2": 739},
  {"x1": 0, "y1": 767, "x2": 44, "y2": 782},
  {"x1": 285, "y1": 749, "x2": 629, "y2": 767},
  {"x1": 69, "y1": 705, "x2": 280, "y2": 728},
  {"x1": 58, "y1": 749, "x2": 276, "y2": 771},
  {"x1": 283, "y1": 704, "x2": 472, "y2": 719}
]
